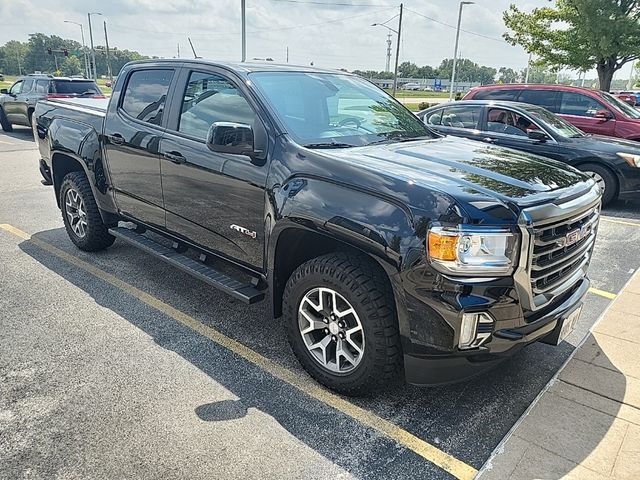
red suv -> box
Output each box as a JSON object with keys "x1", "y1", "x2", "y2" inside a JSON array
[{"x1": 463, "y1": 84, "x2": 640, "y2": 141}]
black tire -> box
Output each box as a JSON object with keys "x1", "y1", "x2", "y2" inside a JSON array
[
  {"x1": 0, "y1": 107, "x2": 13, "y2": 132},
  {"x1": 283, "y1": 252, "x2": 402, "y2": 396},
  {"x1": 577, "y1": 163, "x2": 617, "y2": 205},
  {"x1": 60, "y1": 171, "x2": 115, "y2": 251}
]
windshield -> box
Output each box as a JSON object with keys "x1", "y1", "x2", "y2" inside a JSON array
[
  {"x1": 249, "y1": 72, "x2": 432, "y2": 147},
  {"x1": 521, "y1": 105, "x2": 586, "y2": 138},
  {"x1": 602, "y1": 91, "x2": 640, "y2": 119},
  {"x1": 52, "y1": 80, "x2": 101, "y2": 95}
]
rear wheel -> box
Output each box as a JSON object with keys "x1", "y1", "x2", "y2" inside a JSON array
[
  {"x1": 283, "y1": 252, "x2": 402, "y2": 396},
  {"x1": 60, "y1": 171, "x2": 115, "y2": 251},
  {"x1": 0, "y1": 107, "x2": 12, "y2": 132},
  {"x1": 578, "y1": 163, "x2": 617, "y2": 205}
]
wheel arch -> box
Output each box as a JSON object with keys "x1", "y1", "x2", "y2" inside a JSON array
[
  {"x1": 572, "y1": 159, "x2": 620, "y2": 199},
  {"x1": 51, "y1": 152, "x2": 90, "y2": 208}
]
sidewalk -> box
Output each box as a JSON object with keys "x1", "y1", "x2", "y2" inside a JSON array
[{"x1": 478, "y1": 272, "x2": 640, "y2": 480}]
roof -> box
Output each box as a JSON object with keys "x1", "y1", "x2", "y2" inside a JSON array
[
  {"x1": 416, "y1": 99, "x2": 545, "y2": 116},
  {"x1": 125, "y1": 58, "x2": 350, "y2": 76},
  {"x1": 469, "y1": 83, "x2": 601, "y2": 94}
]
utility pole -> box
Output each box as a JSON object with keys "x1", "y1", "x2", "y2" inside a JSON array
[
  {"x1": 392, "y1": 3, "x2": 403, "y2": 96},
  {"x1": 286, "y1": 46, "x2": 289, "y2": 63},
  {"x1": 524, "y1": 52, "x2": 532, "y2": 83},
  {"x1": 103, "y1": 21, "x2": 113, "y2": 84},
  {"x1": 15, "y1": 47, "x2": 22, "y2": 75},
  {"x1": 54, "y1": 55, "x2": 59, "y2": 73},
  {"x1": 177, "y1": 43, "x2": 181, "y2": 58},
  {"x1": 241, "y1": 0, "x2": 246, "y2": 62},
  {"x1": 449, "y1": 1, "x2": 474, "y2": 101},
  {"x1": 88, "y1": 12, "x2": 102, "y2": 80},
  {"x1": 627, "y1": 59, "x2": 636, "y2": 90},
  {"x1": 385, "y1": 31, "x2": 392, "y2": 73}
]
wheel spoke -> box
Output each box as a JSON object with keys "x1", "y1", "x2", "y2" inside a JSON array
[
  {"x1": 336, "y1": 338, "x2": 356, "y2": 366},
  {"x1": 299, "y1": 310, "x2": 326, "y2": 335},
  {"x1": 345, "y1": 326, "x2": 363, "y2": 355},
  {"x1": 308, "y1": 335, "x2": 332, "y2": 366}
]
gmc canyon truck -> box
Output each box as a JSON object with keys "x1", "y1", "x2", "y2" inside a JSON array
[{"x1": 33, "y1": 60, "x2": 601, "y2": 395}]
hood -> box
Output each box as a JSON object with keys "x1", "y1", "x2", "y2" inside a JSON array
[
  {"x1": 567, "y1": 134, "x2": 640, "y2": 154},
  {"x1": 324, "y1": 136, "x2": 591, "y2": 207}
]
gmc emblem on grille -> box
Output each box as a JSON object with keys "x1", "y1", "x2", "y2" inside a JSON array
[{"x1": 557, "y1": 224, "x2": 591, "y2": 248}]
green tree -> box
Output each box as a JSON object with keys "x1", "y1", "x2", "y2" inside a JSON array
[
  {"x1": 0, "y1": 40, "x2": 29, "y2": 75},
  {"x1": 60, "y1": 55, "x2": 83, "y2": 76},
  {"x1": 498, "y1": 67, "x2": 518, "y2": 83},
  {"x1": 503, "y1": 0, "x2": 640, "y2": 92}
]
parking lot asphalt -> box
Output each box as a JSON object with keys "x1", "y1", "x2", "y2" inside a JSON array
[{"x1": 1, "y1": 126, "x2": 639, "y2": 480}]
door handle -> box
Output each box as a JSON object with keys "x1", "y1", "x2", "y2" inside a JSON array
[
  {"x1": 107, "y1": 133, "x2": 125, "y2": 145},
  {"x1": 164, "y1": 151, "x2": 186, "y2": 164}
]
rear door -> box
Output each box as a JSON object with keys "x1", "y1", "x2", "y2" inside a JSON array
[
  {"x1": 159, "y1": 66, "x2": 270, "y2": 270},
  {"x1": 423, "y1": 104, "x2": 484, "y2": 141},
  {"x1": 556, "y1": 91, "x2": 615, "y2": 136},
  {"x1": 103, "y1": 67, "x2": 178, "y2": 228}
]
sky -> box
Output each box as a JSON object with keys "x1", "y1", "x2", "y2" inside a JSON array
[{"x1": 0, "y1": 0, "x2": 635, "y2": 80}]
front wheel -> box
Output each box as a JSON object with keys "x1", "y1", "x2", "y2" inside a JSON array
[
  {"x1": 283, "y1": 252, "x2": 402, "y2": 396},
  {"x1": 578, "y1": 163, "x2": 617, "y2": 205},
  {"x1": 60, "y1": 171, "x2": 115, "y2": 251},
  {"x1": 0, "y1": 107, "x2": 13, "y2": 132}
]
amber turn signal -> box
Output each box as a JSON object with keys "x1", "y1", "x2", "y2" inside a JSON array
[{"x1": 428, "y1": 231, "x2": 458, "y2": 261}]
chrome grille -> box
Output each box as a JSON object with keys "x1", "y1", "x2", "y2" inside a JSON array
[{"x1": 530, "y1": 204, "x2": 599, "y2": 301}]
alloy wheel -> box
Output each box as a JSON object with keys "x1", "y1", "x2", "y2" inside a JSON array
[{"x1": 65, "y1": 188, "x2": 88, "y2": 238}]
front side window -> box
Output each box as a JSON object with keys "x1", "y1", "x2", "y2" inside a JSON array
[
  {"x1": 9, "y1": 81, "x2": 23, "y2": 95},
  {"x1": 21, "y1": 79, "x2": 34, "y2": 93},
  {"x1": 522, "y1": 105, "x2": 584, "y2": 138},
  {"x1": 486, "y1": 108, "x2": 531, "y2": 136},
  {"x1": 250, "y1": 72, "x2": 430, "y2": 147},
  {"x1": 178, "y1": 71, "x2": 256, "y2": 140},
  {"x1": 601, "y1": 91, "x2": 640, "y2": 119},
  {"x1": 559, "y1": 92, "x2": 606, "y2": 117},
  {"x1": 121, "y1": 69, "x2": 173, "y2": 126},
  {"x1": 439, "y1": 105, "x2": 482, "y2": 129}
]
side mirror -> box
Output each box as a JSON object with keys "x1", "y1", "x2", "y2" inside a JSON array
[
  {"x1": 206, "y1": 122, "x2": 259, "y2": 157},
  {"x1": 0, "y1": 89, "x2": 8, "y2": 94},
  {"x1": 528, "y1": 130, "x2": 549, "y2": 142},
  {"x1": 594, "y1": 109, "x2": 613, "y2": 120}
]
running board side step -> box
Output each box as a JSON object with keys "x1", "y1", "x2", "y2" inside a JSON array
[{"x1": 108, "y1": 226, "x2": 265, "y2": 305}]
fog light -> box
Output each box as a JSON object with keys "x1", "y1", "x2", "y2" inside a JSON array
[{"x1": 459, "y1": 312, "x2": 494, "y2": 349}]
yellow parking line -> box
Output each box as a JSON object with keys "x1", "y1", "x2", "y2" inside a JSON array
[
  {"x1": 601, "y1": 217, "x2": 640, "y2": 227},
  {"x1": 588, "y1": 287, "x2": 618, "y2": 300},
  {"x1": 0, "y1": 140, "x2": 16, "y2": 145},
  {"x1": 0, "y1": 223, "x2": 478, "y2": 480}
]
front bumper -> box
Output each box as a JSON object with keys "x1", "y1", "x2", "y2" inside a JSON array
[{"x1": 403, "y1": 276, "x2": 590, "y2": 386}]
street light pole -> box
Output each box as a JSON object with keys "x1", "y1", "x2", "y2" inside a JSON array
[
  {"x1": 241, "y1": 0, "x2": 246, "y2": 62},
  {"x1": 64, "y1": 21, "x2": 89, "y2": 78},
  {"x1": 449, "y1": 1, "x2": 474, "y2": 101},
  {"x1": 88, "y1": 12, "x2": 102, "y2": 80},
  {"x1": 103, "y1": 21, "x2": 113, "y2": 84}
]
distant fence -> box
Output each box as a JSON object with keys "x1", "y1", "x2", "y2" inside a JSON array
[{"x1": 367, "y1": 78, "x2": 481, "y2": 92}]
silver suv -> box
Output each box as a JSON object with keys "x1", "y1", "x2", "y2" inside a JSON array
[{"x1": 0, "y1": 75, "x2": 103, "y2": 131}]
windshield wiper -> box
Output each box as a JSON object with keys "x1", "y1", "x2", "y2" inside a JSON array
[
  {"x1": 303, "y1": 142, "x2": 357, "y2": 149},
  {"x1": 366, "y1": 134, "x2": 432, "y2": 146}
]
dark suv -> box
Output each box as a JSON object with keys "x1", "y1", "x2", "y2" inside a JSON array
[
  {"x1": 464, "y1": 84, "x2": 640, "y2": 141},
  {"x1": 0, "y1": 74, "x2": 103, "y2": 131}
]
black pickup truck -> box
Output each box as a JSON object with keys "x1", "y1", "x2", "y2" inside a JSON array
[{"x1": 33, "y1": 60, "x2": 601, "y2": 395}]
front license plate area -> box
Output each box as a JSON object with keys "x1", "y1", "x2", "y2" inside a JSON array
[{"x1": 545, "y1": 306, "x2": 582, "y2": 346}]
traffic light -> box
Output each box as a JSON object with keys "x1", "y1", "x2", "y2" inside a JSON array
[
  {"x1": 63, "y1": 49, "x2": 68, "y2": 57},
  {"x1": 47, "y1": 48, "x2": 52, "y2": 55}
]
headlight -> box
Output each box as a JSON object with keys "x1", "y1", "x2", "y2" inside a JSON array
[
  {"x1": 427, "y1": 226, "x2": 519, "y2": 275},
  {"x1": 617, "y1": 152, "x2": 640, "y2": 167}
]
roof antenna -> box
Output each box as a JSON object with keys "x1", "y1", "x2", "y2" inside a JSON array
[{"x1": 188, "y1": 37, "x2": 200, "y2": 59}]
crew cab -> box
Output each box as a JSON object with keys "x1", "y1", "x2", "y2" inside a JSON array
[{"x1": 33, "y1": 60, "x2": 601, "y2": 395}]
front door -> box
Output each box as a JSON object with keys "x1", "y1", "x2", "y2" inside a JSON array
[
  {"x1": 557, "y1": 92, "x2": 616, "y2": 136},
  {"x1": 159, "y1": 68, "x2": 269, "y2": 271},
  {"x1": 4, "y1": 79, "x2": 31, "y2": 126},
  {"x1": 103, "y1": 67, "x2": 177, "y2": 228}
]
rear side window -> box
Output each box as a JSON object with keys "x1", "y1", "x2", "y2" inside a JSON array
[
  {"x1": 52, "y1": 80, "x2": 101, "y2": 95},
  {"x1": 121, "y1": 69, "x2": 174, "y2": 126},
  {"x1": 439, "y1": 105, "x2": 482, "y2": 129},
  {"x1": 558, "y1": 92, "x2": 605, "y2": 117},
  {"x1": 472, "y1": 89, "x2": 521, "y2": 101},
  {"x1": 35, "y1": 80, "x2": 50, "y2": 94},
  {"x1": 517, "y1": 90, "x2": 559, "y2": 112}
]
